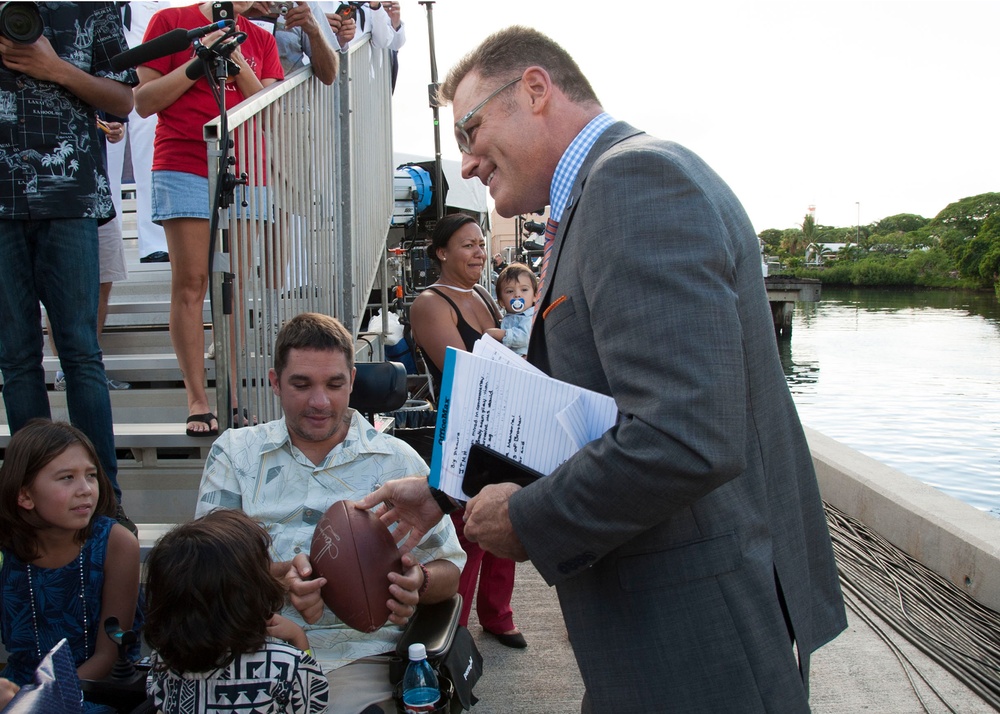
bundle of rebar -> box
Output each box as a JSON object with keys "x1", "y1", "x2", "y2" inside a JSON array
[{"x1": 825, "y1": 502, "x2": 1000, "y2": 711}]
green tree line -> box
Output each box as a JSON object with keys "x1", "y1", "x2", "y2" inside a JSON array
[{"x1": 759, "y1": 192, "x2": 1000, "y2": 298}]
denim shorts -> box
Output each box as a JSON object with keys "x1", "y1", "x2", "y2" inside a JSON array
[
  {"x1": 150, "y1": 170, "x2": 209, "y2": 223},
  {"x1": 151, "y1": 170, "x2": 269, "y2": 224}
]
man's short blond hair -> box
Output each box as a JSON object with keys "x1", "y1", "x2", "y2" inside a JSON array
[{"x1": 438, "y1": 26, "x2": 599, "y2": 107}]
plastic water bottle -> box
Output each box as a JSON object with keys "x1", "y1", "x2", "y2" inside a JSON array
[{"x1": 402, "y1": 643, "x2": 440, "y2": 713}]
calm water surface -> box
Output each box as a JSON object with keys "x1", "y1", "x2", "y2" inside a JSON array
[{"x1": 780, "y1": 287, "x2": 1000, "y2": 516}]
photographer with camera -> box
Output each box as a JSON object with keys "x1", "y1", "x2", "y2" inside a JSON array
[
  {"x1": 321, "y1": 2, "x2": 401, "y2": 52},
  {"x1": 244, "y1": 2, "x2": 339, "y2": 85},
  {"x1": 0, "y1": 2, "x2": 137, "y2": 529},
  {"x1": 320, "y1": 1, "x2": 403, "y2": 93},
  {"x1": 364, "y1": 2, "x2": 404, "y2": 53},
  {"x1": 321, "y1": 1, "x2": 357, "y2": 50}
]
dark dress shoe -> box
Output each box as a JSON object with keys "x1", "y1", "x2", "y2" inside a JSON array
[
  {"x1": 487, "y1": 629, "x2": 527, "y2": 649},
  {"x1": 139, "y1": 251, "x2": 170, "y2": 263}
]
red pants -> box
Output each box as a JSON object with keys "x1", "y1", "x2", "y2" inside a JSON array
[{"x1": 451, "y1": 511, "x2": 516, "y2": 633}]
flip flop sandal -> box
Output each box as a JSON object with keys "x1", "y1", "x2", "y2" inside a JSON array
[{"x1": 186, "y1": 412, "x2": 219, "y2": 437}]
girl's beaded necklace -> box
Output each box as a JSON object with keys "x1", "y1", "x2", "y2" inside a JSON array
[{"x1": 25, "y1": 549, "x2": 88, "y2": 659}]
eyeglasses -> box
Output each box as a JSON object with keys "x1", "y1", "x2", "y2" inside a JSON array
[{"x1": 454, "y1": 77, "x2": 522, "y2": 155}]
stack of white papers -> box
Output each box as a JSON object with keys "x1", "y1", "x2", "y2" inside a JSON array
[{"x1": 428, "y1": 336, "x2": 619, "y2": 501}]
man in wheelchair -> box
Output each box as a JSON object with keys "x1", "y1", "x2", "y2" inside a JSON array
[{"x1": 194, "y1": 313, "x2": 466, "y2": 714}]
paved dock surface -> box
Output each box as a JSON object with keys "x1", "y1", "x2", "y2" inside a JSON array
[{"x1": 464, "y1": 562, "x2": 996, "y2": 713}]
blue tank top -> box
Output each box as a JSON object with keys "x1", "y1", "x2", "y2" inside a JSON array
[{"x1": 0, "y1": 516, "x2": 144, "y2": 685}]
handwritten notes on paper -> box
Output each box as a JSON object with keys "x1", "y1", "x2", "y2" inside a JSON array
[{"x1": 429, "y1": 337, "x2": 619, "y2": 501}]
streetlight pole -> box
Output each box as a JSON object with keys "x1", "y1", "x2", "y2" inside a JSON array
[{"x1": 855, "y1": 201, "x2": 860, "y2": 246}]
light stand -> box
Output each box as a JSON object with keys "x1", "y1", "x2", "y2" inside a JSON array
[
  {"x1": 419, "y1": 0, "x2": 444, "y2": 221},
  {"x1": 188, "y1": 28, "x2": 249, "y2": 431}
]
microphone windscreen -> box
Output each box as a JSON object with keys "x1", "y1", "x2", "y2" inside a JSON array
[
  {"x1": 185, "y1": 59, "x2": 206, "y2": 82},
  {"x1": 110, "y1": 28, "x2": 191, "y2": 72}
]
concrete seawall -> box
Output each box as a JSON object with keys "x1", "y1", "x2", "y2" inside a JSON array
[{"x1": 806, "y1": 426, "x2": 1000, "y2": 612}]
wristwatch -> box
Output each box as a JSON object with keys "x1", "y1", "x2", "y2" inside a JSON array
[{"x1": 429, "y1": 485, "x2": 459, "y2": 515}]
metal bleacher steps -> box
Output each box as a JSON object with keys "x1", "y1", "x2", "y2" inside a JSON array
[{"x1": 0, "y1": 188, "x2": 211, "y2": 526}]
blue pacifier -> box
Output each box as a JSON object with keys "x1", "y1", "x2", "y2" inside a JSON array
[{"x1": 509, "y1": 297, "x2": 526, "y2": 312}]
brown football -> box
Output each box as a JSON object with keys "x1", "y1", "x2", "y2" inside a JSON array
[{"x1": 310, "y1": 499, "x2": 403, "y2": 632}]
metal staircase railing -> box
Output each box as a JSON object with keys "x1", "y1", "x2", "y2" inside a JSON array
[{"x1": 204, "y1": 36, "x2": 394, "y2": 430}]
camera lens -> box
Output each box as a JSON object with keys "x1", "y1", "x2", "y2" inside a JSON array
[{"x1": 0, "y1": 2, "x2": 44, "y2": 44}]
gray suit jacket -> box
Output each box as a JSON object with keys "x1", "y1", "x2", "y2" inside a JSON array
[{"x1": 509, "y1": 122, "x2": 847, "y2": 713}]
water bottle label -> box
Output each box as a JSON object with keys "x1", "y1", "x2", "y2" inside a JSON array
[
  {"x1": 402, "y1": 686, "x2": 440, "y2": 713},
  {"x1": 403, "y1": 702, "x2": 437, "y2": 713}
]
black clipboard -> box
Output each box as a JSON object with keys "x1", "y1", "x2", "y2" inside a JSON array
[{"x1": 461, "y1": 443, "x2": 545, "y2": 499}]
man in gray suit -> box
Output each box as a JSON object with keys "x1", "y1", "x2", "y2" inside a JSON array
[{"x1": 359, "y1": 25, "x2": 847, "y2": 713}]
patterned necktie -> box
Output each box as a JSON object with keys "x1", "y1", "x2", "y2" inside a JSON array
[{"x1": 538, "y1": 216, "x2": 559, "y2": 294}]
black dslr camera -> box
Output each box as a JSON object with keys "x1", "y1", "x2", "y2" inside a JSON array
[{"x1": 0, "y1": 1, "x2": 43, "y2": 44}]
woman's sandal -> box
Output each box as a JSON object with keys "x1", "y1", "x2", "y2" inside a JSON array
[{"x1": 185, "y1": 412, "x2": 219, "y2": 437}]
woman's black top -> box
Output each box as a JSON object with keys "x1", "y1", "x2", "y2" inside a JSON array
[{"x1": 422, "y1": 285, "x2": 500, "y2": 393}]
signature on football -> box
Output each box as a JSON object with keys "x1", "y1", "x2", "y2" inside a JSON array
[{"x1": 314, "y1": 523, "x2": 342, "y2": 560}]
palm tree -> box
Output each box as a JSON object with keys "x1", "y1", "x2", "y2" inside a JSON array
[
  {"x1": 780, "y1": 228, "x2": 804, "y2": 256},
  {"x1": 54, "y1": 140, "x2": 74, "y2": 176},
  {"x1": 41, "y1": 153, "x2": 60, "y2": 175}
]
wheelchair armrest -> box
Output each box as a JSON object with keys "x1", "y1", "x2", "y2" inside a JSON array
[{"x1": 395, "y1": 594, "x2": 462, "y2": 660}]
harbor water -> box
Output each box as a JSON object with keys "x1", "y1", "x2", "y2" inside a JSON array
[{"x1": 780, "y1": 287, "x2": 1000, "y2": 517}]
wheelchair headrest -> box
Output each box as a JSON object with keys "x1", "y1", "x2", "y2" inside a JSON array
[{"x1": 350, "y1": 361, "x2": 408, "y2": 414}]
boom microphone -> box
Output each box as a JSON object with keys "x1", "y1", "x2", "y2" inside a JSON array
[{"x1": 110, "y1": 21, "x2": 233, "y2": 71}]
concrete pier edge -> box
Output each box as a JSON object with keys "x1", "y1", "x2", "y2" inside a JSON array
[{"x1": 806, "y1": 426, "x2": 1000, "y2": 612}]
